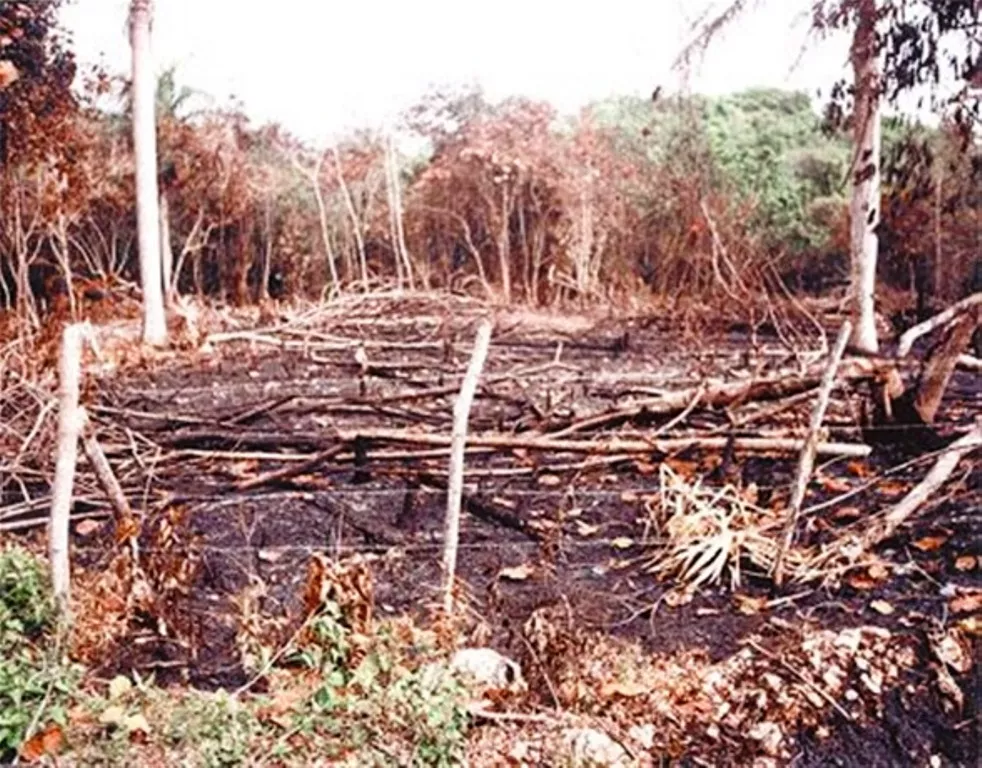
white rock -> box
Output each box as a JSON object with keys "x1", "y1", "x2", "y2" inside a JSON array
[
  {"x1": 449, "y1": 647, "x2": 525, "y2": 691},
  {"x1": 563, "y1": 728, "x2": 630, "y2": 767}
]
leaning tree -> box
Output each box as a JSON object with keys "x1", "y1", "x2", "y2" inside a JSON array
[{"x1": 678, "y1": 0, "x2": 980, "y2": 353}]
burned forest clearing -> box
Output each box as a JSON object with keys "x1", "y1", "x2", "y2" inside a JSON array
[
  {"x1": 2, "y1": 0, "x2": 981, "y2": 765},
  {"x1": 2, "y1": 291, "x2": 979, "y2": 766}
]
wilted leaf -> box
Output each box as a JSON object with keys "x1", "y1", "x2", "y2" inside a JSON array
[
  {"x1": 831, "y1": 506, "x2": 863, "y2": 523},
  {"x1": 734, "y1": 594, "x2": 768, "y2": 615},
  {"x1": 912, "y1": 535, "x2": 948, "y2": 552},
  {"x1": 663, "y1": 589, "x2": 693, "y2": 607},
  {"x1": 575, "y1": 521, "x2": 600, "y2": 537},
  {"x1": 931, "y1": 629, "x2": 971, "y2": 673},
  {"x1": 867, "y1": 562, "x2": 891, "y2": 581},
  {"x1": 665, "y1": 458, "x2": 698, "y2": 476},
  {"x1": 75, "y1": 519, "x2": 103, "y2": 536},
  {"x1": 818, "y1": 474, "x2": 851, "y2": 493},
  {"x1": 879, "y1": 481, "x2": 908, "y2": 498},
  {"x1": 846, "y1": 572, "x2": 879, "y2": 591},
  {"x1": 870, "y1": 599, "x2": 895, "y2": 615},
  {"x1": 846, "y1": 460, "x2": 872, "y2": 478},
  {"x1": 948, "y1": 592, "x2": 982, "y2": 615},
  {"x1": 498, "y1": 563, "x2": 534, "y2": 581},
  {"x1": 19, "y1": 725, "x2": 63, "y2": 763}
]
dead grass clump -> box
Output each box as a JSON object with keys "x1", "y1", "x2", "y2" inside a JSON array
[{"x1": 644, "y1": 465, "x2": 849, "y2": 588}]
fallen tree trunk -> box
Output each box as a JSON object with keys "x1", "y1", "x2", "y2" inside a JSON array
[
  {"x1": 550, "y1": 355, "x2": 899, "y2": 437},
  {"x1": 914, "y1": 313, "x2": 978, "y2": 425},
  {"x1": 340, "y1": 429, "x2": 872, "y2": 459}
]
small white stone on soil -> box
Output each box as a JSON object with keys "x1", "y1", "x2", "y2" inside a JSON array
[{"x1": 450, "y1": 647, "x2": 525, "y2": 692}]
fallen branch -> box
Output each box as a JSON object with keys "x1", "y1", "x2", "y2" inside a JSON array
[
  {"x1": 864, "y1": 419, "x2": 982, "y2": 547},
  {"x1": 343, "y1": 429, "x2": 872, "y2": 459},
  {"x1": 548, "y1": 355, "x2": 897, "y2": 437}
]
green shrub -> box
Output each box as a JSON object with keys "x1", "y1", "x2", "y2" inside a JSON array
[{"x1": 0, "y1": 545, "x2": 73, "y2": 759}]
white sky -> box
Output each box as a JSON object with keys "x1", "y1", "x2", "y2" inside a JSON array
[{"x1": 62, "y1": 0, "x2": 854, "y2": 142}]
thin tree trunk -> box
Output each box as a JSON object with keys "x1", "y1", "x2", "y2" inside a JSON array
[
  {"x1": 160, "y1": 190, "x2": 174, "y2": 305},
  {"x1": 848, "y1": 0, "x2": 882, "y2": 353},
  {"x1": 50, "y1": 323, "x2": 85, "y2": 613},
  {"x1": 130, "y1": 0, "x2": 167, "y2": 344},
  {"x1": 384, "y1": 141, "x2": 405, "y2": 289},
  {"x1": 331, "y1": 147, "x2": 368, "y2": 290},
  {"x1": 307, "y1": 153, "x2": 340, "y2": 293},
  {"x1": 498, "y1": 191, "x2": 512, "y2": 303},
  {"x1": 442, "y1": 320, "x2": 493, "y2": 613},
  {"x1": 386, "y1": 135, "x2": 414, "y2": 290},
  {"x1": 774, "y1": 322, "x2": 851, "y2": 586}
]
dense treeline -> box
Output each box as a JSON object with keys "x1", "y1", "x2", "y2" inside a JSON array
[{"x1": 1, "y1": 1, "x2": 978, "y2": 327}]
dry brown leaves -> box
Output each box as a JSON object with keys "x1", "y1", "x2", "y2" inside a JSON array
[{"x1": 508, "y1": 614, "x2": 921, "y2": 764}]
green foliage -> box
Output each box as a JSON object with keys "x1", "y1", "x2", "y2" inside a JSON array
[
  {"x1": 0, "y1": 545, "x2": 74, "y2": 760},
  {"x1": 284, "y1": 602, "x2": 470, "y2": 766},
  {"x1": 165, "y1": 691, "x2": 260, "y2": 768}
]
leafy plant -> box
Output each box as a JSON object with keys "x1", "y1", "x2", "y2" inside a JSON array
[
  {"x1": 0, "y1": 545, "x2": 74, "y2": 760},
  {"x1": 166, "y1": 690, "x2": 260, "y2": 768}
]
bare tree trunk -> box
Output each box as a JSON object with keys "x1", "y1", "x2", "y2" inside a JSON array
[
  {"x1": 384, "y1": 141, "x2": 405, "y2": 289},
  {"x1": 50, "y1": 323, "x2": 85, "y2": 613},
  {"x1": 498, "y1": 191, "x2": 512, "y2": 304},
  {"x1": 160, "y1": 190, "x2": 174, "y2": 306},
  {"x1": 848, "y1": 0, "x2": 882, "y2": 353},
  {"x1": 385, "y1": 134, "x2": 414, "y2": 290},
  {"x1": 308, "y1": 154, "x2": 340, "y2": 294},
  {"x1": 331, "y1": 147, "x2": 369, "y2": 290},
  {"x1": 259, "y1": 198, "x2": 273, "y2": 302},
  {"x1": 442, "y1": 320, "x2": 493, "y2": 613},
  {"x1": 130, "y1": 0, "x2": 167, "y2": 344}
]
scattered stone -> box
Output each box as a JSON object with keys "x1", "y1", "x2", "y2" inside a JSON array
[{"x1": 450, "y1": 647, "x2": 525, "y2": 692}]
